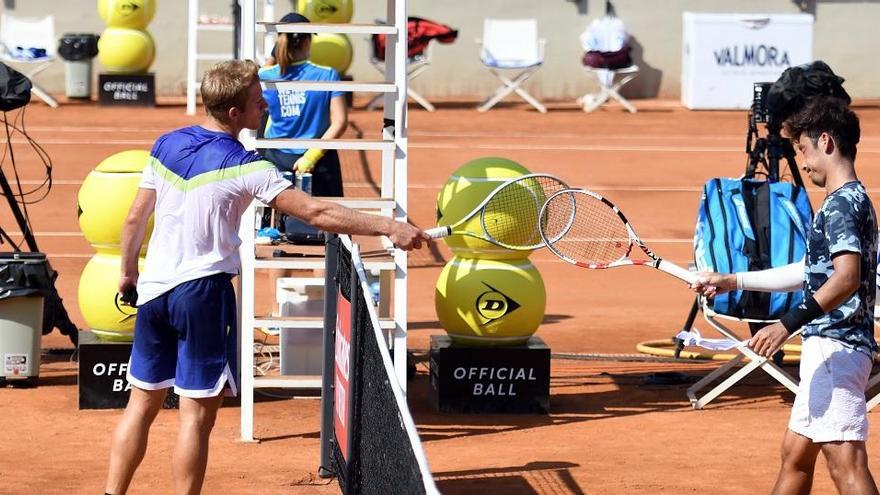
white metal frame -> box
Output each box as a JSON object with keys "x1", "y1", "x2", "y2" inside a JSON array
[
  {"x1": 366, "y1": 39, "x2": 435, "y2": 112},
  {"x1": 237, "y1": 0, "x2": 409, "y2": 442},
  {"x1": 687, "y1": 301, "x2": 801, "y2": 409},
  {"x1": 186, "y1": 0, "x2": 277, "y2": 115},
  {"x1": 579, "y1": 65, "x2": 640, "y2": 113},
  {"x1": 0, "y1": 14, "x2": 59, "y2": 108}
]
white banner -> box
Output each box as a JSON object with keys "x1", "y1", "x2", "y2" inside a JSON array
[{"x1": 682, "y1": 13, "x2": 814, "y2": 109}]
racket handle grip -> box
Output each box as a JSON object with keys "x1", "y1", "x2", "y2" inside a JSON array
[
  {"x1": 657, "y1": 259, "x2": 698, "y2": 285},
  {"x1": 424, "y1": 226, "x2": 451, "y2": 239}
]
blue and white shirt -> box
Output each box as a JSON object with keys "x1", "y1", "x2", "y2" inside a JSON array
[
  {"x1": 137, "y1": 126, "x2": 291, "y2": 304},
  {"x1": 259, "y1": 61, "x2": 344, "y2": 154},
  {"x1": 802, "y1": 181, "x2": 878, "y2": 356}
]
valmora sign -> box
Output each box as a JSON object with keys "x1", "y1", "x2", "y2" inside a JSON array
[{"x1": 682, "y1": 13, "x2": 814, "y2": 110}]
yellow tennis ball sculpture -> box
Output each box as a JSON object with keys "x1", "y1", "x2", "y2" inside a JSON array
[
  {"x1": 98, "y1": 0, "x2": 156, "y2": 29},
  {"x1": 97, "y1": 27, "x2": 155, "y2": 74},
  {"x1": 481, "y1": 177, "x2": 547, "y2": 249},
  {"x1": 79, "y1": 253, "x2": 145, "y2": 341},
  {"x1": 436, "y1": 157, "x2": 534, "y2": 260},
  {"x1": 297, "y1": 0, "x2": 353, "y2": 24},
  {"x1": 78, "y1": 149, "x2": 154, "y2": 254},
  {"x1": 435, "y1": 257, "x2": 546, "y2": 346},
  {"x1": 310, "y1": 33, "x2": 353, "y2": 74}
]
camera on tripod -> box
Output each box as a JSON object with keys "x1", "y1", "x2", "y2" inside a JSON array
[
  {"x1": 745, "y1": 61, "x2": 850, "y2": 183},
  {"x1": 751, "y1": 82, "x2": 773, "y2": 126}
]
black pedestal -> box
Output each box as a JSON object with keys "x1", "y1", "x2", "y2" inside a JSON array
[
  {"x1": 98, "y1": 73, "x2": 156, "y2": 106},
  {"x1": 78, "y1": 330, "x2": 177, "y2": 409},
  {"x1": 429, "y1": 335, "x2": 550, "y2": 414}
]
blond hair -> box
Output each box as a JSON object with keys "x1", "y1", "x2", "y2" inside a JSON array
[{"x1": 200, "y1": 59, "x2": 259, "y2": 123}]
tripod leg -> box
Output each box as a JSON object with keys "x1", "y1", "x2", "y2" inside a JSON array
[{"x1": 674, "y1": 297, "x2": 701, "y2": 358}]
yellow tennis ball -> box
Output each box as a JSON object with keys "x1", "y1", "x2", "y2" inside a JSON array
[
  {"x1": 436, "y1": 157, "x2": 534, "y2": 260},
  {"x1": 435, "y1": 257, "x2": 546, "y2": 347},
  {"x1": 78, "y1": 253, "x2": 145, "y2": 342},
  {"x1": 297, "y1": 0, "x2": 353, "y2": 23},
  {"x1": 310, "y1": 33, "x2": 352, "y2": 74},
  {"x1": 98, "y1": 0, "x2": 156, "y2": 29},
  {"x1": 78, "y1": 150, "x2": 153, "y2": 254},
  {"x1": 97, "y1": 27, "x2": 155, "y2": 74}
]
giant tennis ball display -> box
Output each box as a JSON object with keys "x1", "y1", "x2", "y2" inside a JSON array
[
  {"x1": 98, "y1": 0, "x2": 156, "y2": 29},
  {"x1": 78, "y1": 149, "x2": 153, "y2": 254},
  {"x1": 97, "y1": 27, "x2": 155, "y2": 74},
  {"x1": 435, "y1": 257, "x2": 546, "y2": 346},
  {"x1": 297, "y1": 0, "x2": 353, "y2": 24},
  {"x1": 79, "y1": 253, "x2": 145, "y2": 341},
  {"x1": 310, "y1": 33, "x2": 352, "y2": 74},
  {"x1": 436, "y1": 157, "x2": 533, "y2": 260}
]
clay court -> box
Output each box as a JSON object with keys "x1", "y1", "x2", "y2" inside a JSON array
[{"x1": 2, "y1": 97, "x2": 880, "y2": 494}]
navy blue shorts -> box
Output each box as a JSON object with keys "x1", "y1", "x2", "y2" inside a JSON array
[{"x1": 127, "y1": 273, "x2": 238, "y2": 398}]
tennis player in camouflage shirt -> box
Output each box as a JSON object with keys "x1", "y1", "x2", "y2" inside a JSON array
[{"x1": 693, "y1": 96, "x2": 879, "y2": 494}]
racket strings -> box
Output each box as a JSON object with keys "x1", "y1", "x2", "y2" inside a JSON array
[
  {"x1": 482, "y1": 175, "x2": 568, "y2": 249},
  {"x1": 542, "y1": 191, "x2": 631, "y2": 264}
]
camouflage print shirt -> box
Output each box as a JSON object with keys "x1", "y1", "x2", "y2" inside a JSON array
[{"x1": 802, "y1": 181, "x2": 879, "y2": 356}]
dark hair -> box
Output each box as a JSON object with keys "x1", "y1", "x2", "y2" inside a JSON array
[
  {"x1": 783, "y1": 96, "x2": 860, "y2": 161},
  {"x1": 200, "y1": 59, "x2": 259, "y2": 123}
]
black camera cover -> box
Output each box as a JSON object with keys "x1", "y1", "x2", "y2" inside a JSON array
[
  {"x1": 766, "y1": 60, "x2": 850, "y2": 124},
  {"x1": 0, "y1": 62, "x2": 32, "y2": 111}
]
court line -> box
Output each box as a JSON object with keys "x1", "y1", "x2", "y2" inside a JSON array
[
  {"x1": 10, "y1": 138, "x2": 745, "y2": 151},
  {"x1": 5, "y1": 231, "x2": 84, "y2": 236},
  {"x1": 43, "y1": 254, "x2": 707, "y2": 267},
  {"x1": 26, "y1": 180, "x2": 880, "y2": 195},
  {"x1": 14, "y1": 138, "x2": 880, "y2": 153},
  {"x1": 16, "y1": 230, "x2": 696, "y2": 244},
  {"x1": 20, "y1": 126, "x2": 880, "y2": 143},
  {"x1": 409, "y1": 130, "x2": 880, "y2": 143}
]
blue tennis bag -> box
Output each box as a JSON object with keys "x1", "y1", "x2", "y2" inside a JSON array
[{"x1": 694, "y1": 178, "x2": 813, "y2": 319}]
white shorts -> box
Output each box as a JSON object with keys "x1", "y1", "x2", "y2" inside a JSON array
[{"x1": 788, "y1": 336, "x2": 872, "y2": 443}]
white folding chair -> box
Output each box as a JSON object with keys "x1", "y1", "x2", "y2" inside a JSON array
[
  {"x1": 0, "y1": 14, "x2": 59, "y2": 108},
  {"x1": 477, "y1": 18, "x2": 546, "y2": 114},
  {"x1": 686, "y1": 301, "x2": 801, "y2": 409},
  {"x1": 366, "y1": 38, "x2": 435, "y2": 112},
  {"x1": 578, "y1": 64, "x2": 639, "y2": 113}
]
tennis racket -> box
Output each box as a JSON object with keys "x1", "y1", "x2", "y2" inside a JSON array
[
  {"x1": 425, "y1": 173, "x2": 569, "y2": 250},
  {"x1": 539, "y1": 188, "x2": 697, "y2": 284}
]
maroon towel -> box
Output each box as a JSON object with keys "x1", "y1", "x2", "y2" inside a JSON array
[{"x1": 582, "y1": 46, "x2": 632, "y2": 70}]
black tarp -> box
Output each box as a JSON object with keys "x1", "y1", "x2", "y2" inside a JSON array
[{"x1": 0, "y1": 63, "x2": 31, "y2": 111}]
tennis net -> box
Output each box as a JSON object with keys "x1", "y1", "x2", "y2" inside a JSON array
[{"x1": 320, "y1": 235, "x2": 438, "y2": 495}]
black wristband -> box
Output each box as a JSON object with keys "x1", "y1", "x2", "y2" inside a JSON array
[{"x1": 779, "y1": 295, "x2": 824, "y2": 334}]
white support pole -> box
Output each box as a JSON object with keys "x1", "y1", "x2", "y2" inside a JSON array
[
  {"x1": 261, "y1": 0, "x2": 276, "y2": 63},
  {"x1": 240, "y1": 0, "x2": 256, "y2": 60},
  {"x1": 388, "y1": 0, "x2": 409, "y2": 392},
  {"x1": 186, "y1": 0, "x2": 199, "y2": 115},
  {"x1": 238, "y1": 0, "x2": 257, "y2": 443},
  {"x1": 239, "y1": 201, "x2": 257, "y2": 442}
]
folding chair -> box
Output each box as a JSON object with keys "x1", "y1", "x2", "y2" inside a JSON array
[
  {"x1": 686, "y1": 300, "x2": 801, "y2": 409},
  {"x1": 477, "y1": 18, "x2": 546, "y2": 114},
  {"x1": 0, "y1": 14, "x2": 59, "y2": 108},
  {"x1": 366, "y1": 38, "x2": 436, "y2": 112},
  {"x1": 578, "y1": 64, "x2": 639, "y2": 113}
]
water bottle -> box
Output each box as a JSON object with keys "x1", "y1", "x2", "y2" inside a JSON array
[
  {"x1": 295, "y1": 172, "x2": 313, "y2": 195},
  {"x1": 369, "y1": 281, "x2": 381, "y2": 305}
]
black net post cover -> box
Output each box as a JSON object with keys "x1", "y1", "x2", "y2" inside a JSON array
[{"x1": 326, "y1": 240, "x2": 436, "y2": 495}]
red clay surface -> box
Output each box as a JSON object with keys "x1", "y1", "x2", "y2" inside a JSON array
[{"x1": 2, "y1": 96, "x2": 880, "y2": 494}]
